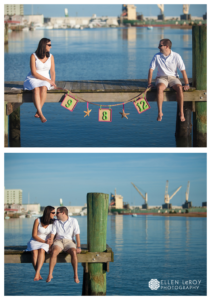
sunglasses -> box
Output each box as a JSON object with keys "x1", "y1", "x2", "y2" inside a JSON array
[
  {"x1": 158, "y1": 44, "x2": 164, "y2": 48},
  {"x1": 51, "y1": 212, "x2": 55, "y2": 214},
  {"x1": 47, "y1": 44, "x2": 52, "y2": 47},
  {"x1": 56, "y1": 211, "x2": 62, "y2": 214}
]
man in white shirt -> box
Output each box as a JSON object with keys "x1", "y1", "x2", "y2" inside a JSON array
[
  {"x1": 148, "y1": 39, "x2": 190, "y2": 122},
  {"x1": 46, "y1": 206, "x2": 81, "y2": 283}
]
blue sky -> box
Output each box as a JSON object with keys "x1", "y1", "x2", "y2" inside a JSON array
[
  {"x1": 23, "y1": 4, "x2": 207, "y2": 18},
  {"x1": 4, "y1": 153, "x2": 206, "y2": 207}
]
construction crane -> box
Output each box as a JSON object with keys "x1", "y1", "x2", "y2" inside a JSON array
[
  {"x1": 183, "y1": 4, "x2": 190, "y2": 15},
  {"x1": 164, "y1": 180, "x2": 182, "y2": 204},
  {"x1": 131, "y1": 182, "x2": 148, "y2": 204},
  {"x1": 185, "y1": 181, "x2": 190, "y2": 202},
  {"x1": 157, "y1": 4, "x2": 164, "y2": 15}
]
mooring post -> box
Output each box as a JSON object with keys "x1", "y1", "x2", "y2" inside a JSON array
[
  {"x1": 83, "y1": 193, "x2": 109, "y2": 296},
  {"x1": 4, "y1": 22, "x2": 8, "y2": 45},
  {"x1": 192, "y1": 25, "x2": 207, "y2": 147},
  {"x1": 9, "y1": 107, "x2": 21, "y2": 147},
  {"x1": 175, "y1": 101, "x2": 192, "y2": 141},
  {"x1": 4, "y1": 102, "x2": 8, "y2": 147}
]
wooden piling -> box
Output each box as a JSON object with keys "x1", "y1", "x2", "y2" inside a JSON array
[
  {"x1": 9, "y1": 107, "x2": 21, "y2": 147},
  {"x1": 175, "y1": 102, "x2": 192, "y2": 138},
  {"x1": 4, "y1": 23, "x2": 8, "y2": 45},
  {"x1": 4, "y1": 102, "x2": 8, "y2": 147},
  {"x1": 192, "y1": 25, "x2": 207, "y2": 147},
  {"x1": 84, "y1": 193, "x2": 109, "y2": 296}
]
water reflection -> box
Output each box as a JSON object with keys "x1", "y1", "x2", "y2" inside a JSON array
[
  {"x1": 185, "y1": 218, "x2": 190, "y2": 252},
  {"x1": 164, "y1": 218, "x2": 170, "y2": 253}
]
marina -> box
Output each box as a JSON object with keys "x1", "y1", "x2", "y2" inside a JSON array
[
  {"x1": 4, "y1": 24, "x2": 206, "y2": 147},
  {"x1": 4, "y1": 153, "x2": 207, "y2": 296},
  {"x1": 4, "y1": 212, "x2": 207, "y2": 295}
]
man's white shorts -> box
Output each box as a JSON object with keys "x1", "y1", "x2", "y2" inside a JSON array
[
  {"x1": 53, "y1": 239, "x2": 76, "y2": 251},
  {"x1": 155, "y1": 76, "x2": 182, "y2": 88}
]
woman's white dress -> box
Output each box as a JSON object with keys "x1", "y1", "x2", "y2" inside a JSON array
[
  {"x1": 26, "y1": 218, "x2": 53, "y2": 252},
  {"x1": 23, "y1": 52, "x2": 54, "y2": 90}
]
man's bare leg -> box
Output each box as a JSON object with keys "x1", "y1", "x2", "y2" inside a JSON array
[
  {"x1": 46, "y1": 246, "x2": 62, "y2": 283},
  {"x1": 156, "y1": 83, "x2": 166, "y2": 121},
  {"x1": 67, "y1": 248, "x2": 80, "y2": 283},
  {"x1": 172, "y1": 84, "x2": 185, "y2": 122}
]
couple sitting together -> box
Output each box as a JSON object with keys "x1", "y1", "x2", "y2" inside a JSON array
[
  {"x1": 26, "y1": 206, "x2": 81, "y2": 283},
  {"x1": 24, "y1": 37, "x2": 189, "y2": 124}
]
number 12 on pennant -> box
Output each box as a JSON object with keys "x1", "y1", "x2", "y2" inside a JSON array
[
  {"x1": 133, "y1": 97, "x2": 150, "y2": 114},
  {"x1": 98, "y1": 108, "x2": 112, "y2": 122}
]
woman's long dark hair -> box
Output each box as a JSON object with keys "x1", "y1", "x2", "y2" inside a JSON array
[
  {"x1": 40, "y1": 206, "x2": 55, "y2": 225},
  {"x1": 35, "y1": 38, "x2": 51, "y2": 59}
]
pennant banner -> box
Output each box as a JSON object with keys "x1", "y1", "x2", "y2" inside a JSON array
[
  {"x1": 133, "y1": 96, "x2": 150, "y2": 114},
  {"x1": 61, "y1": 94, "x2": 78, "y2": 112},
  {"x1": 60, "y1": 88, "x2": 151, "y2": 122},
  {"x1": 98, "y1": 108, "x2": 112, "y2": 122}
]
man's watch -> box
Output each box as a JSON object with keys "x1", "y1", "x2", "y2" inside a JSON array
[
  {"x1": 77, "y1": 247, "x2": 81, "y2": 249},
  {"x1": 185, "y1": 84, "x2": 189, "y2": 86}
]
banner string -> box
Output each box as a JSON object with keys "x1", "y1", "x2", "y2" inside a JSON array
[{"x1": 55, "y1": 87, "x2": 151, "y2": 107}]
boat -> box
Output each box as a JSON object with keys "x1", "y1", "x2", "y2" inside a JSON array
[
  {"x1": 5, "y1": 216, "x2": 10, "y2": 220},
  {"x1": 31, "y1": 212, "x2": 42, "y2": 218},
  {"x1": 33, "y1": 23, "x2": 53, "y2": 30},
  {"x1": 111, "y1": 207, "x2": 207, "y2": 216},
  {"x1": 22, "y1": 27, "x2": 29, "y2": 31},
  {"x1": 147, "y1": 26, "x2": 153, "y2": 30},
  {"x1": 122, "y1": 19, "x2": 206, "y2": 28},
  {"x1": 88, "y1": 15, "x2": 108, "y2": 27},
  {"x1": 132, "y1": 214, "x2": 137, "y2": 217},
  {"x1": 19, "y1": 215, "x2": 26, "y2": 218}
]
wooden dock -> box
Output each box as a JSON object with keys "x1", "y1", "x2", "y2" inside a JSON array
[
  {"x1": 4, "y1": 244, "x2": 113, "y2": 270},
  {"x1": 5, "y1": 193, "x2": 111, "y2": 295},
  {"x1": 4, "y1": 79, "x2": 207, "y2": 147},
  {"x1": 4, "y1": 79, "x2": 207, "y2": 105}
]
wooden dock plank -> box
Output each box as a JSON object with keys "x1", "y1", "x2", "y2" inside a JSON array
[
  {"x1": 4, "y1": 90, "x2": 207, "y2": 104},
  {"x1": 63, "y1": 81, "x2": 75, "y2": 92},
  {"x1": 86, "y1": 80, "x2": 105, "y2": 92},
  {"x1": 4, "y1": 244, "x2": 114, "y2": 264},
  {"x1": 4, "y1": 80, "x2": 206, "y2": 105},
  {"x1": 103, "y1": 80, "x2": 123, "y2": 92}
]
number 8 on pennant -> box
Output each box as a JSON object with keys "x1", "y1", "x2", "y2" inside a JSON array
[
  {"x1": 133, "y1": 97, "x2": 150, "y2": 114},
  {"x1": 98, "y1": 108, "x2": 112, "y2": 122},
  {"x1": 61, "y1": 94, "x2": 78, "y2": 112}
]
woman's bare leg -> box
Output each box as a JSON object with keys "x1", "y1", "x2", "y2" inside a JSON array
[
  {"x1": 34, "y1": 248, "x2": 46, "y2": 281},
  {"x1": 32, "y1": 250, "x2": 38, "y2": 271},
  {"x1": 33, "y1": 87, "x2": 47, "y2": 123},
  {"x1": 40, "y1": 86, "x2": 48, "y2": 109}
]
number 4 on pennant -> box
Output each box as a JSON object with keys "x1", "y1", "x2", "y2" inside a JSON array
[
  {"x1": 98, "y1": 108, "x2": 112, "y2": 122},
  {"x1": 133, "y1": 97, "x2": 150, "y2": 114}
]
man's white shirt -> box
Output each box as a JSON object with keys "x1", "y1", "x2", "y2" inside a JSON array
[
  {"x1": 149, "y1": 50, "x2": 185, "y2": 77},
  {"x1": 51, "y1": 217, "x2": 80, "y2": 241}
]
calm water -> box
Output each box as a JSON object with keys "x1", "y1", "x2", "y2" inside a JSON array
[
  {"x1": 5, "y1": 216, "x2": 206, "y2": 296},
  {"x1": 5, "y1": 27, "x2": 193, "y2": 147}
]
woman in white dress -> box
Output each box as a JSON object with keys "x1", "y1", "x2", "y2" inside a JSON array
[
  {"x1": 26, "y1": 206, "x2": 55, "y2": 281},
  {"x1": 23, "y1": 38, "x2": 57, "y2": 123}
]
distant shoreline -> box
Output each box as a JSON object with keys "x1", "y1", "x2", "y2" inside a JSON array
[
  {"x1": 152, "y1": 212, "x2": 207, "y2": 218},
  {"x1": 109, "y1": 212, "x2": 207, "y2": 218}
]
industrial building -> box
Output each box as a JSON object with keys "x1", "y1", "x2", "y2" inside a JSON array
[
  {"x1": 4, "y1": 4, "x2": 24, "y2": 16},
  {"x1": 4, "y1": 188, "x2": 22, "y2": 205},
  {"x1": 110, "y1": 189, "x2": 124, "y2": 209}
]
